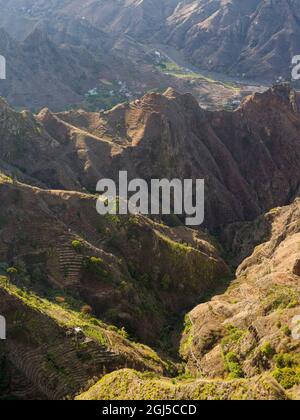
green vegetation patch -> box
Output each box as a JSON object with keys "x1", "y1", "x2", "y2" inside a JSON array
[
  {"x1": 272, "y1": 353, "x2": 300, "y2": 389},
  {"x1": 156, "y1": 59, "x2": 240, "y2": 92},
  {"x1": 180, "y1": 315, "x2": 194, "y2": 357},
  {"x1": 263, "y1": 285, "x2": 299, "y2": 314},
  {"x1": 83, "y1": 256, "x2": 114, "y2": 283},
  {"x1": 260, "y1": 342, "x2": 276, "y2": 359},
  {"x1": 71, "y1": 240, "x2": 83, "y2": 252}
]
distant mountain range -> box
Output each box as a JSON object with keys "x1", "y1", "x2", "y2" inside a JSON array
[{"x1": 1, "y1": 0, "x2": 299, "y2": 83}]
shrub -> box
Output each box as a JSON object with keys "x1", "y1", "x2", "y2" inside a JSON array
[
  {"x1": 272, "y1": 367, "x2": 300, "y2": 389},
  {"x1": 72, "y1": 240, "x2": 83, "y2": 252},
  {"x1": 260, "y1": 342, "x2": 275, "y2": 359},
  {"x1": 275, "y1": 353, "x2": 295, "y2": 369},
  {"x1": 6, "y1": 267, "x2": 18, "y2": 275},
  {"x1": 83, "y1": 257, "x2": 113, "y2": 283},
  {"x1": 6, "y1": 267, "x2": 18, "y2": 282},
  {"x1": 119, "y1": 327, "x2": 129, "y2": 339},
  {"x1": 287, "y1": 300, "x2": 299, "y2": 309},
  {"x1": 282, "y1": 326, "x2": 291, "y2": 337},
  {"x1": 83, "y1": 256, "x2": 104, "y2": 272},
  {"x1": 221, "y1": 325, "x2": 247, "y2": 352},
  {"x1": 89, "y1": 257, "x2": 104, "y2": 266}
]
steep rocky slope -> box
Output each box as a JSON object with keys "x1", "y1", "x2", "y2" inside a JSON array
[
  {"x1": 0, "y1": 278, "x2": 169, "y2": 400},
  {"x1": 0, "y1": 13, "x2": 252, "y2": 112},
  {"x1": 75, "y1": 198, "x2": 300, "y2": 401},
  {"x1": 0, "y1": 0, "x2": 180, "y2": 41},
  {"x1": 180, "y1": 199, "x2": 300, "y2": 398},
  {"x1": 1, "y1": 84, "x2": 298, "y2": 231},
  {"x1": 0, "y1": 176, "x2": 228, "y2": 345},
  {"x1": 0, "y1": 1, "x2": 271, "y2": 112},
  {"x1": 0, "y1": 175, "x2": 229, "y2": 399},
  {"x1": 2, "y1": 0, "x2": 299, "y2": 81},
  {"x1": 0, "y1": 26, "x2": 101, "y2": 110}
]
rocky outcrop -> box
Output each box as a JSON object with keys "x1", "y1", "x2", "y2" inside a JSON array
[{"x1": 163, "y1": 0, "x2": 300, "y2": 81}]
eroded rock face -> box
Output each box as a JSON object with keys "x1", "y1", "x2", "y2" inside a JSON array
[{"x1": 180, "y1": 199, "x2": 300, "y2": 398}]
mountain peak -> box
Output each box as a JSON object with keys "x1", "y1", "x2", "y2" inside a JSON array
[{"x1": 0, "y1": 96, "x2": 13, "y2": 115}]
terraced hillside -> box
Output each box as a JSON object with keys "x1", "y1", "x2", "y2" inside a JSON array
[{"x1": 0, "y1": 279, "x2": 168, "y2": 400}]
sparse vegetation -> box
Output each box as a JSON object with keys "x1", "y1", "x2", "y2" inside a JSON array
[
  {"x1": 260, "y1": 342, "x2": 275, "y2": 359},
  {"x1": 272, "y1": 367, "x2": 300, "y2": 390},
  {"x1": 72, "y1": 240, "x2": 83, "y2": 252},
  {"x1": 81, "y1": 305, "x2": 93, "y2": 316},
  {"x1": 221, "y1": 325, "x2": 247, "y2": 353}
]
